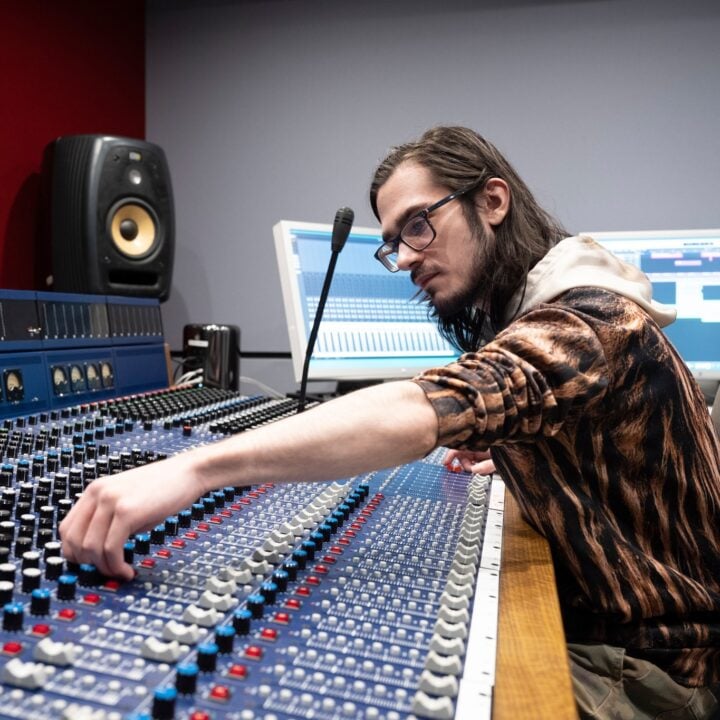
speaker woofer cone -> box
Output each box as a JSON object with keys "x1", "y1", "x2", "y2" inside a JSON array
[{"x1": 108, "y1": 200, "x2": 158, "y2": 258}]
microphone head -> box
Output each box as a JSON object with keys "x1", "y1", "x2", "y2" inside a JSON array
[{"x1": 331, "y1": 207, "x2": 354, "y2": 253}]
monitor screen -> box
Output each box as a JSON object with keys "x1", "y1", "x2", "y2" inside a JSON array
[
  {"x1": 584, "y1": 229, "x2": 720, "y2": 381},
  {"x1": 273, "y1": 220, "x2": 459, "y2": 383}
]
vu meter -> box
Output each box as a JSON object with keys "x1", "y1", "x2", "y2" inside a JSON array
[
  {"x1": 52, "y1": 366, "x2": 70, "y2": 395},
  {"x1": 69, "y1": 364, "x2": 86, "y2": 392},
  {"x1": 3, "y1": 369, "x2": 24, "y2": 402},
  {"x1": 100, "y1": 361, "x2": 115, "y2": 388},
  {"x1": 86, "y1": 363, "x2": 101, "y2": 391}
]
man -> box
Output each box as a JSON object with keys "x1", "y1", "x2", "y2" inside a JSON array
[{"x1": 61, "y1": 126, "x2": 720, "y2": 719}]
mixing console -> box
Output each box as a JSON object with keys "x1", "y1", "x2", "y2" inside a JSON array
[{"x1": 0, "y1": 386, "x2": 503, "y2": 720}]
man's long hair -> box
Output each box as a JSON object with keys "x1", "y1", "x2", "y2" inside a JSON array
[{"x1": 370, "y1": 126, "x2": 569, "y2": 353}]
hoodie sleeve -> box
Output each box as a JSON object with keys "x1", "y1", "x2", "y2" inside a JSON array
[{"x1": 413, "y1": 303, "x2": 610, "y2": 449}]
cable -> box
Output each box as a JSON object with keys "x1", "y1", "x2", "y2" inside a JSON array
[
  {"x1": 238, "y1": 375, "x2": 285, "y2": 399},
  {"x1": 174, "y1": 368, "x2": 204, "y2": 386}
]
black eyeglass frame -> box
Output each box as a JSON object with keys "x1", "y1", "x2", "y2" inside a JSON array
[{"x1": 373, "y1": 182, "x2": 481, "y2": 273}]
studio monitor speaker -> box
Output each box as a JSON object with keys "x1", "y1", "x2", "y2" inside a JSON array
[{"x1": 44, "y1": 135, "x2": 175, "y2": 300}]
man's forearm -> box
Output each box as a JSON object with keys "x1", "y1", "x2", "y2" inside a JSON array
[{"x1": 189, "y1": 380, "x2": 439, "y2": 494}]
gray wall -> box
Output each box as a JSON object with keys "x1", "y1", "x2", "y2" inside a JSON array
[{"x1": 146, "y1": 0, "x2": 720, "y2": 395}]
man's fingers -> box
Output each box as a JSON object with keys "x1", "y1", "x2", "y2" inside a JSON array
[
  {"x1": 102, "y1": 513, "x2": 137, "y2": 581},
  {"x1": 58, "y1": 490, "x2": 98, "y2": 564}
]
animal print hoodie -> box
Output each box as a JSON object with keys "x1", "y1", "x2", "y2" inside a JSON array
[{"x1": 414, "y1": 235, "x2": 720, "y2": 687}]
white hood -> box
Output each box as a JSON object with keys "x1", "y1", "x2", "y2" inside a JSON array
[{"x1": 505, "y1": 235, "x2": 677, "y2": 328}]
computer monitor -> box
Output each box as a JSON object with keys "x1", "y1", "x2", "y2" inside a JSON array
[
  {"x1": 584, "y1": 229, "x2": 720, "y2": 386},
  {"x1": 273, "y1": 220, "x2": 459, "y2": 383}
]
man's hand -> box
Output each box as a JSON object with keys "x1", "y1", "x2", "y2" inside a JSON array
[
  {"x1": 59, "y1": 456, "x2": 204, "y2": 581},
  {"x1": 444, "y1": 448, "x2": 496, "y2": 476}
]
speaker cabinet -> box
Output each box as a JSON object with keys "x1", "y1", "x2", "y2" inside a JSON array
[{"x1": 45, "y1": 135, "x2": 174, "y2": 300}]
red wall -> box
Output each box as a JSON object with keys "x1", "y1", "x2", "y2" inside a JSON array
[{"x1": 0, "y1": 0, "x2": 146, "y2": 290}]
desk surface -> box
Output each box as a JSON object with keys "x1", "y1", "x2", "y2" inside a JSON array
[{"x1": 494, "y1": 491, "x2": 579, "y2": 719}]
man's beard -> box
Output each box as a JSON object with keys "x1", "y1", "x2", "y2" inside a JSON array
[{"x1": 420, "y1": 226, "x2": 490, "y2": 320}]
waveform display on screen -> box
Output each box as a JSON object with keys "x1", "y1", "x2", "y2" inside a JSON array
[{"x1": 274, "y1": 222, "x2": 459, "y2": 382}]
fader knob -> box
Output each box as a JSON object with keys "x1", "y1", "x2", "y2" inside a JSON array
[
  {"x1": 57, "y1": 574, "x2": 77, "y2": 601},
  {"x1": 215, "y1": 625, "x2": 235, "y2": 654},
  {"x1": 45, "y1": 556, "x2": 65, "y2": 581},
  {"x1": 0, "y1": 580, "x2": 14, "y2": 604},
  {"x1": 79, "y1": 563, "x2": 100, "y2": 587},
  {"x1": 150, "y1": 525, "x2": 165, "y2": 545},
  {"x1": 246, "y1": 594, "x2": 265, "y2": 619},
  {"x1": 134, "y1": 533, "x2": 151, "y2": 555},
  {"x1": 301, "y1": 540, "x2": 317, "y2": 560},
  {"x1": 151, "y1": 686, "x2": 177, "y2": 720},
  {"x1": 272, "y1": 569, "x2": 289, "y2": 592},
  {"x1": 291, "y1": 549, "x2": 308, "y2": 569},
  {"x1": 21, "y1": 568, "x2": 42, "y2": 593},
  {"x1": 30, "y1": 588, "x2": 51, "y2": 616},
  {"x1": 259, "y1": 581, "x2": 278, "y2": 605},
  {"x1": 283, "y1": 559, "x2": 299, "y2": 581},
  {"x1": 197, "y1": 642, "x2": 219, "y2": 672},
  {"x1": 3, "y1": 602, "x2": 24, "y2": 631},
  {"x1": 232, "y1": 608, "x2": 252, "y2": 635},
  {"x1": 0, "y1": 562, "x2": 16, "y2": 583},
  {"x1": 175, "y1": 662, "x2": 198, "y2": 695}
]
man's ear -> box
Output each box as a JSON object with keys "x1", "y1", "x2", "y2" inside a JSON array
[{"x1": 478, "y1": 177, "x2": 510, "y2": 226}]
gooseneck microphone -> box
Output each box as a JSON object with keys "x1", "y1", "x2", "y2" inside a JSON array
[{"x1": 297, "y1": 207, "x2": 354, "y2": 413}]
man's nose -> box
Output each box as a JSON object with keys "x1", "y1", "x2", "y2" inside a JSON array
[{"x1": 396, "y1": 242, "x2": 423, "y2": 271}]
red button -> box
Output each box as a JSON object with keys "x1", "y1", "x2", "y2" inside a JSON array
[
  {"x1": 31, "y1": 624, "x2": 51, "y2": 637},
  {"x1": 103, "y1": 580, "x2": 120, "y2": 592},
  {"x1": 321, "y1": 556, "x2": 336, "y2": 564},
  {"x1": 83, "y1": 593, "x2": 101, "y2": 605},
  {"x1": 184, "y1": 531, "x2": 199, "y2": 540},
  {"x1": 227, "y1": 663, "x2": 248, "y2": 679},
  {"x1": 2, "y1": 641, "x2": 22, "y2": 655},
  {"x1": 295, "y1": 586, "x2": 311, "y2": 597},
  {"x1": 209, "y1": 684, "x2": 231, "y2": 702},
  {"x1": 329, "y1": 546, "x2": 343, "y2": 554},
  {"x1": 343, "y1": 530, "x2": 356, "y2": 538},
  {"x1": 155, "y1": 549, "x2": 172, "y2": 559},
  {"x1": 338, "y1": 538, "x2": 351, "y2": 546},
  {"x1": 220, "y1": 510, "x2": 232, "y2": 518},
  {"x1": 57, "y1": 608, "x2": 77, "y2": 621},
  {"x1": 140, "y1": 559, "x2": 156, "y2": 569},
  {"x1": 259, "y1": 628, "x2": 278, "y2": 642},
  {"x1": 170, "y1": 540, "x2": 186, "y2": 549},
  {"x1": 273, "y1": 612, "x2": 291, "y2": 624},
  {"x1": 284, "y1": 599, "x2": 301, "y2": 610},
  {"x1": 244, "y1": 645, "x2": 263, "y2": 660},
  {"x1": 196, "y1": 522, "x2": 210, "y2": 532},
  {"x1": 239, "y1": 498, "x2": 251, "y2": 505},
  {"x1": 231, "y1": 503, "x2": 243, "y2": 511},
  {"x1": 190, "y1": 713, "x2": 211, "y2": 720},
  {"x1": 308, "y1": 572, "x2": 323, "y2": 581}
]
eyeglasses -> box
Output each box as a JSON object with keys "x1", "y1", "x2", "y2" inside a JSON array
[{"x1": 374, "y1": 183, "x2": 480, "y2": 272}]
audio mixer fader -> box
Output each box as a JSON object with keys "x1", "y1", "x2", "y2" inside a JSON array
[{"x1": 0, "y1": 386, "x2": 503, "y2": 720}]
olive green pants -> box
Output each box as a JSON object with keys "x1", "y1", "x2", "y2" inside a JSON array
[{"x1": 568, "y1": 643, "x2": 719, "y2": 720}]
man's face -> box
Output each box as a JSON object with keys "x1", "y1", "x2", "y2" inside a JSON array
[{"x1": 376, "y1": 161, "x2": 490, "y2": 318}]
